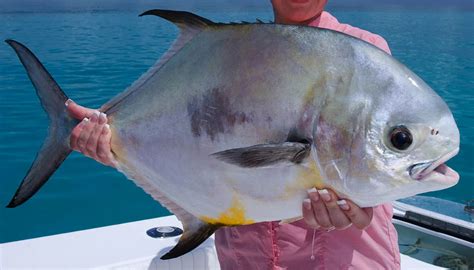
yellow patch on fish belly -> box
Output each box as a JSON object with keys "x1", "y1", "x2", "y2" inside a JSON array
[
  {"x1": 283, "y1": 159, "x2": 325, "y2": 198},
  {"x1": 200, "y1": 196, "x2": 254, "y2": 226},
  {"x1": 108, "y1": 124, "x2": 128, "y2": 163}
]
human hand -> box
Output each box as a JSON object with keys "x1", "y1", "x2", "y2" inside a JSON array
[
  {"x1": 302, "y1": 188, "x2": 373, "y2": 230},
  {"x1": 66, "y1": 99, "x2": 117, "y2": 168}
]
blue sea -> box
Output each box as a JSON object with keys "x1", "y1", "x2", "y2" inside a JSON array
[{"x1": 0, "y1": 8, "x2": 473, "y2": 243}]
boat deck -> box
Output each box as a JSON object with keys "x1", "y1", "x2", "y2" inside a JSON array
[{"x1": 2, "y1": 211, "x2": 465, "y2": 269}]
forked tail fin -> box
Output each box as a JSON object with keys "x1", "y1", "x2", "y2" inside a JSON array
[{"x1": 5, "y1": 39, "x2": 78, "y2": 208}]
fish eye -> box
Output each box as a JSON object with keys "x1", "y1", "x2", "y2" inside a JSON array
[{"x1": 389, "y1": 125, "x2": 413, "y2": 151}]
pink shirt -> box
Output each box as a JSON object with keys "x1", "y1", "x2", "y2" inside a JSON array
[
  {"x1": 309, "y1": 11, "x2": 391, "y2": 55},
  {"x1": 215, "y1": 11, "x2": 400, "y2": 270}
]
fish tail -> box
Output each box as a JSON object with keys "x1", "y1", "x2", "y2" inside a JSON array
[{"x1": 5, "y1": 39, "x2": 77, "y2": 208}]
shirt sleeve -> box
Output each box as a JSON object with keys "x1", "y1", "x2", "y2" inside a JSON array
[
  {"x1": 338, "y1": 23, "x2": 392, "y2": 55},
  {"x1": 316, "y1": 12, "x2": 392, "y2": 55},
  {"x1": 369, "y1": 34, "x2": 392, "y2": 55}
]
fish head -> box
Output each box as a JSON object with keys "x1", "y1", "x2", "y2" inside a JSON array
[{"x1": 315, "y1": 60, "x2": 460, "y2": 207}]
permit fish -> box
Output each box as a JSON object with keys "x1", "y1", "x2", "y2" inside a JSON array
[{"x1": 6, "y1": 10, "x2": 460, "y2": 259}]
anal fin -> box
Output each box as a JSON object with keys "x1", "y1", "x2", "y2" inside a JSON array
[
  {"x1": 161, "y1": 219, "x2": 220, "y2": 260},
  {"x1": 115, "y1": 169, "x2": 221, "y2": 260}
]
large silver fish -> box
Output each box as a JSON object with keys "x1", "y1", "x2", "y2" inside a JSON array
[{"x1": 6, "y1": 10, "x2": 460, "y2": 259}]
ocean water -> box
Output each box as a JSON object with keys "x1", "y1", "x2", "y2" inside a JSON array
[{"x1": 0, "y1": 9, "x2": 472, "y2": 243}]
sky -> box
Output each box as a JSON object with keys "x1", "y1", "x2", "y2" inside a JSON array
[{"x1": 0, "y1": 0, "x2": 473, "y2": 13}]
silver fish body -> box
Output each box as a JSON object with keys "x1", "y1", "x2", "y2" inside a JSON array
[
  {"x1": 108, "y1": 21, "x2": 459, "y2": 222},
  {"x1": 6, "y1": 10, "x2": 460, "y2": 259}
]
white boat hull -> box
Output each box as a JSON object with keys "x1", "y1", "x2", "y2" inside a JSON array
[{"x1": 1, "y1": 201, "x2": 472, "y2": 269}]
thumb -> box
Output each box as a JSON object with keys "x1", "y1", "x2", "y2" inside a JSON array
[{"x1": 65, "y1": 99, "x2": 96, "y2": 120}]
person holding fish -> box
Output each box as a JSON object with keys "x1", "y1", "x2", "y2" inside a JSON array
[{"x1": 65, "y1": 0, "x2": 399, "y2": 269}]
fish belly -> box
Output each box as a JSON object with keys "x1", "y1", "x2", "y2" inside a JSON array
[{"x1": 111, "y1": 114, "x2": 324, "y2": 224}]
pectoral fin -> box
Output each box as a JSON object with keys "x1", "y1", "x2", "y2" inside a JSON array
[{"x1": 212, "y1": 141, "x2": 311, "y2": 168}]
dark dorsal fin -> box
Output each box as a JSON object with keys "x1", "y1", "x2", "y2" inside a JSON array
[
  {"x1": 102, "y1": 10, "x2": 269, "y2": 114},
  {"x1": 102, "y1": 10, "x2": 215, "y2": 114},
  {"x1": 139, "y1": 9, "x2": 216, "y2": 29},
  {"x1": 139, "y1": 9, "x2": 267, "y2": 27}
]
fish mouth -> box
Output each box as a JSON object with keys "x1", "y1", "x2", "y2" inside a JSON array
[{"x1": 409, "y1": 148, "x2": 460, "y2": 184}]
